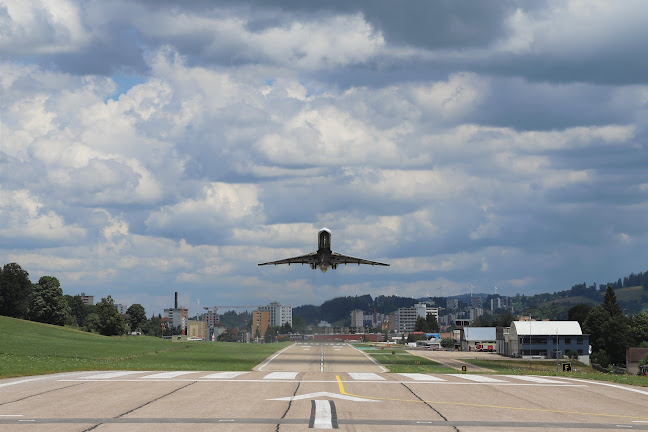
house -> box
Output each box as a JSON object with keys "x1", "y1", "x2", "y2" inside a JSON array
[
  {"x1": 508, "y1": 321, "x2": 590, "y2": 365},
  {"x1": 461, "y1": 327, "x2": 497, "y2": 352},
  {"x1": 626, "y1": 347, "x2": 648, "y2": 375}
]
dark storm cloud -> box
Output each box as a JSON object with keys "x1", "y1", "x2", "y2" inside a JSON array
[{"x1": 237, "y1": 0, "x2": 519, "y2": 49}]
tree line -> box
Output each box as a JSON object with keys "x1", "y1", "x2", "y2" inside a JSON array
[
  {"x1": 0, "y1": 262, "x2": 161, "y2": 337},
  {"x1": 569, "y1": 285, "x2": 648, "y2": 368}
]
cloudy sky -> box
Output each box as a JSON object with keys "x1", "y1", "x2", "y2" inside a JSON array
[{"x1": 2, "y1": 0, "x2": 648, "y2": 316}]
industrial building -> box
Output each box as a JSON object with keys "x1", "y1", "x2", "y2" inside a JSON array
[
  {"x1": 508, "y1": 321, "x2": 590, "y2": 364},
  {"x1": 461, "y1": 327, "x2": 497, "y2": 352}
]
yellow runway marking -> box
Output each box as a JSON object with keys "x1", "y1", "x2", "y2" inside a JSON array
[{"x1": 335, "y1": 375, "x2": 648, "y2": 421}]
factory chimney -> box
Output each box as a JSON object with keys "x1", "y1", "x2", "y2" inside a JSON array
[{"x1": 175, "y1": 292, "x2": 178, "y2": 309}]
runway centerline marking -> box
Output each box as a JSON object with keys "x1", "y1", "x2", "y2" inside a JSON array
[{"x1": 334, "y1": 375, "x2": 648, "y2": 421}]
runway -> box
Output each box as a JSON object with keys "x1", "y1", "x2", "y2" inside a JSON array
[{"x1": 1, "y1": 343, "x2": 648, "y2": 431}]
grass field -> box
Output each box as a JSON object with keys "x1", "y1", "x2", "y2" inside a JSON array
[
  {"x1": 0, "y1": 316, "x2": 290, "y2": 378},
  {"x1": 615, "y1": 285, "x2": 645, "y2": 303},
  {"x1": 369, "y1": 351, "x2": 456, "y2": 374}
]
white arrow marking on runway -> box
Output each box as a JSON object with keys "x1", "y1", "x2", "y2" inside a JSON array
[{"x1": 268, "y1": 392, "x2": 378, "y2": 402}]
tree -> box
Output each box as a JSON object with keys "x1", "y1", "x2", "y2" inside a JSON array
[
  {"x1": 279, "y1": 322, "x2": 293, "y2": 334},
  {"x1": 568, "y1": 303, "x2": 591, "y2": 328},
  {"x1": 426, "y1": 313, "x2": 439, "y2": 332},
  {"x1": 441, "y1": 337, "x2": 454, "y2": 349},
  {"x1": 292, "y1": 316, "x2": 307, "y2": 333},
  {"x1": 584, "y1": 290, "x2": 631, "y2": 366},
  {"x1": 264, "y1": 326, "x2": 279, "y2": 343},
  {"x1": 126, "y1": 304, "x2": 147, "y2": 332},
  {"x1": 0, "y1": 263, "x2": 32, "y2": 318},
  {"x1": 28, "y1": 276, "x2": 70, "y2": 326},
  {"x1": 583, "y1": 305, "x2": 609, "y2": 353},
  {"x1": 631, "y1": 311, "x2": 648, "y2": 346},
  {"x1": 493, "y1": 311, "x2": 516, "y2": 327},
  {"x1": 414, "y1": 317, "x2": 430, "y2": 332},
  {"x1": 64, "y1": 295, "x2": 88, "y2": 327},
  {"x1": 144, "y1": 314, "x2": 163, "y2": 337},
  {"x1": 603, "y1": 285, "x2": 623, "y2": 317},
  {"x1": 84, "y1": 313, "x2": 99, "y2": 332},
  {"x1": 95, "y1": 295, "x2": 126, "y2": 336}
]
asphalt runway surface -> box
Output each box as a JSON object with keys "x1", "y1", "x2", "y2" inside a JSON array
[{"x1": 1, "y1": 342, "x2": 648, "y2": 431}]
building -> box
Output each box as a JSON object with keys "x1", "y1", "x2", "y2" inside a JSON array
[
  {"x1": 258, "y1": 302, "x2": 292, "y2": 327},
  {"x1": 186, "y1": 320, "x2": 207, "y2": 339},
  {"x1": 490, "y1": 297, "x2": 502, "y2": 311},
  {"x1": 626, "y1": 347, "x2": 648, "y2": 375},
  {"x1": 80, "y1": 293, "x2": 94, "y2": 305},
  {"x1": 350, "y1": 309, "x2": 364, "y2": 328},
  {"x1": 395, "y1": 303, "x2": 439, "y2": 333},
  {"x1": 252, "y1": 310, "x2": 269, "y2": 338},
  {"x1": 114, "y1": 303, "x2": 127, "y2": 314},
  {"x1": 508, "y1": 321, "x2": 590, "y2": 364},
  {"x1": 164, "y1": 308, "x2": 186, "y2": 329},
  {"x1": 461, "y1": 327, "x2": 497, "y2": 352}
]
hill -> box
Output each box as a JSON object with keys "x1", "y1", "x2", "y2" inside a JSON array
[
  {"x1": 293, "y1": 294, "x2": 418, "y2": 326},
  {"x1": 0, "y1": 316, "x2": 287, "y2": 378}
]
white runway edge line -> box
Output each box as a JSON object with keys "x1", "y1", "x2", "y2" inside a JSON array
[
  {"x1": 257, "y1": 343, "x2": 295, "y2": 371},
  {"x1": 559, "y1": 377, "x2": 648, "y2": 397},
  {"x1": 348, "y1": 344, "x2": 388, "y2": 373}
]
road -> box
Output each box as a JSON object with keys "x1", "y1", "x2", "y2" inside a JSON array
[{"x1": 1, "y1": 342, "x2": 648, "y2": 431}]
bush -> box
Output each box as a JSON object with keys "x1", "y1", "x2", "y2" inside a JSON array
[
  {"x1": 591, "y1": 349, "x2": 610, "y2": 368},
  {"x1": 640, "y1": 353, "x2": 648, "y2": 366}
]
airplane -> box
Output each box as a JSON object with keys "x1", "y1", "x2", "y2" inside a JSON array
[{"x1": 258, "y1": 228, "x2": 390, "y2": 273}]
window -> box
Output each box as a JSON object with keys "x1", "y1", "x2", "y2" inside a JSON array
[
  {"x1": 564, "y1": 338, "x2": 571, "y2": 344},
  {"x1": 577, "y1": 338, "x2": 583, "y2": 344}
]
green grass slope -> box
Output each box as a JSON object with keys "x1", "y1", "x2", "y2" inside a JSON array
[{"x1": 0, "y1": 316, "x2": 290, "y2": 378}]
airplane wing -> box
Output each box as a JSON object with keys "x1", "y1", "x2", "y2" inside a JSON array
[
  {"x1": 258, "y1": 252, "x2": 318, "y2": 266},
  {"x1": 330, "y1": 252, "x2": 389, "y2": 266}
]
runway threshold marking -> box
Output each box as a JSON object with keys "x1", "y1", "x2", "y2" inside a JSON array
[
  {"x1": 398, "y1": 373, "x2": 445, "y2": 381},
  {"x1": 348, "y1": 373, "x2": 384, "y2": 381},
  {"x1": 202, "y1": 372, "x2": 248, "y2": 379},
  {"x1": 81, "y1": 371, "x2": 143, "y2": 379},
  {"x1": 334, "y1": 375, "x2": 648, "y2": 421},
  {"x1": 447, "y1": 374, "x2": 505, "y2": 383},
  {"x1": 141, "y1": 371, "x2": 196, "y2": 379},
  {"x1": 504, "y1": 375, "x2": 567, "y2": 384},
  {"x1": 264, "y1": 372, "x2": 299, "y2": 380}
]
